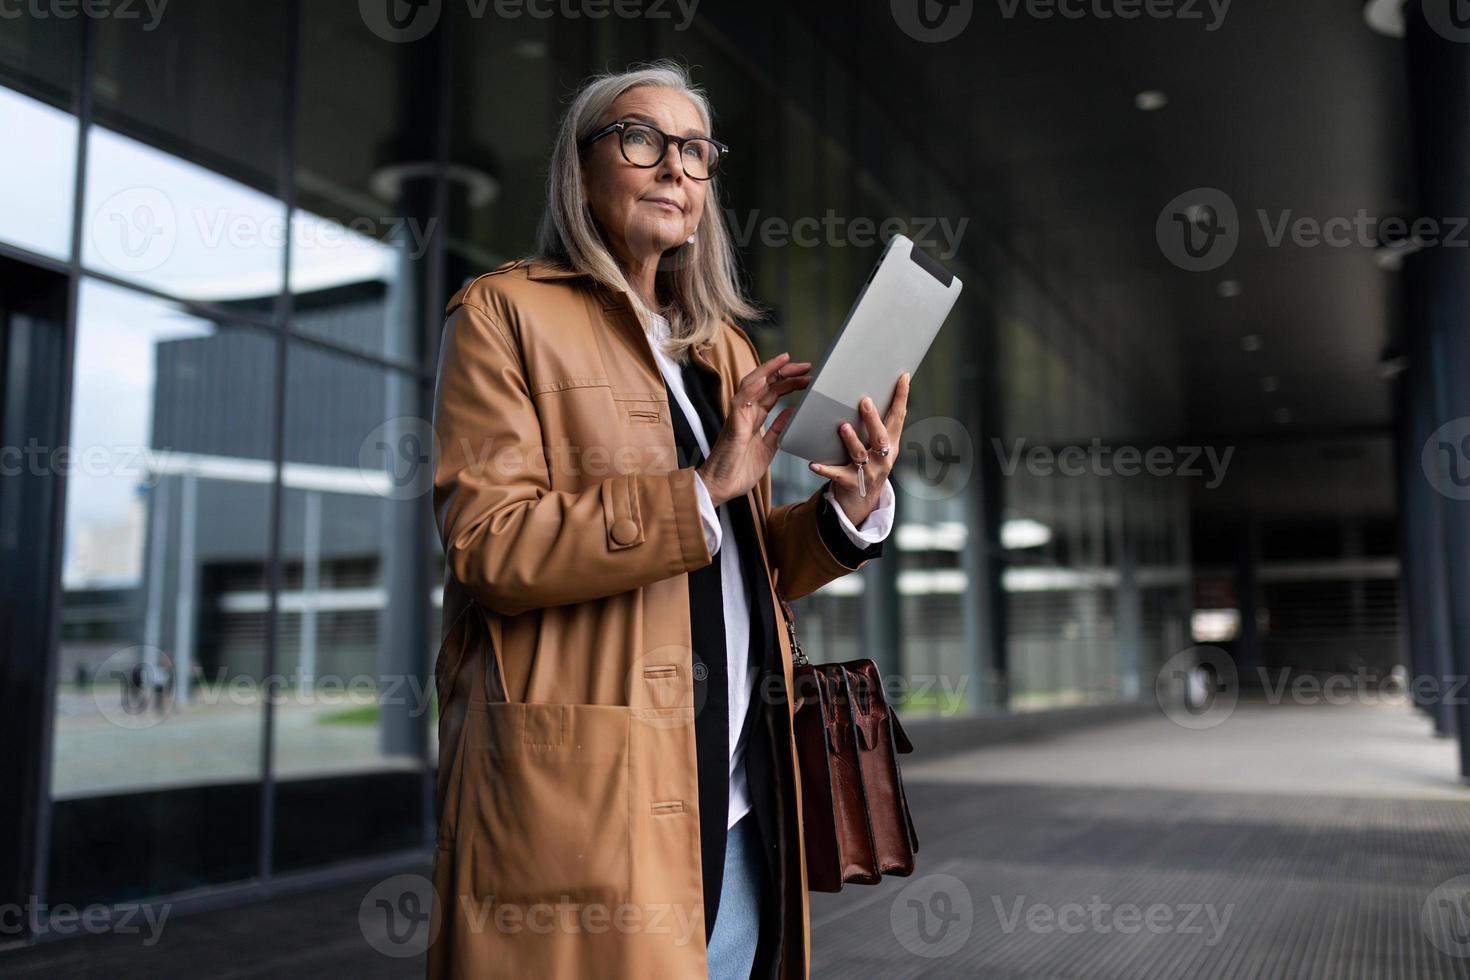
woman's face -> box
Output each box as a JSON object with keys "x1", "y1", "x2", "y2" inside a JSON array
[{"x1": 582, "y1": 86, "x2": 708, "y2": 265}]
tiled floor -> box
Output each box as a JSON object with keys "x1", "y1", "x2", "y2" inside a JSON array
[{"x1": 8, "y1": 701, "x2": 1470, "y2": 978}]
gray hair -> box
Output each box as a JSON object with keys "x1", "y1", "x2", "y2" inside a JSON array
[{"x1": 534, "y1": 59, "x2": 765, "y2": 363}]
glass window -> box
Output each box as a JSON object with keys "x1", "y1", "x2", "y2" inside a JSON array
[
  {"x1": 50, "y1": 278, "x2": 276, "y2": 905},
  {"x1": 83, "y1": 1, "x2": 290, "y2": 304},
  {"x1": 290, "y1": 3, "x2": 444, "y2": 366},
  {"x1": 0, "y1": 13, "x2": 78, "y2": 261},
  {"x1": 270, "y1": 342, "x2": 428, "y2": 870}
]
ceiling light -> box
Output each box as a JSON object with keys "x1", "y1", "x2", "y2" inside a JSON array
[
  {"x1": 1274, "y1": 407, "x2": 1293, "y2": 425},
  {"x1": 1217, "y1": 279, "x2": 1242, "y2": 298},
  {"x1": 1241, "y1": 334, "x2": 1264, "y2": 352},
  {"x1": 1134, "y1": 90, "x2": 1168, "y2": 111},
  {"x1": 1260, "y1": 375, "x2": 1279, "y2": 392},
  {"x1": 1363, "y1": 0, "x2": 1405, "y2": 37},
  {"x1": 1001, "y1": 518, "x2": 1052, "y2": 550}
]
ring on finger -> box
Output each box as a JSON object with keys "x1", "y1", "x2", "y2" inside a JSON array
[{"x1": 878, "y1": 444, "x2": 891, "y2": 458}]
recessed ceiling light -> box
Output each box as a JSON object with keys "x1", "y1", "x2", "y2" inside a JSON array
[
  {"x1": 1135, "y1": 90, "x2": 1168, "y2": 111},
  {"x1": 1261, "y1": 375, "x2": 1279, "y2": 392},
  {"x1": 1241, "y1": 334, "x2": 1264, "y2": 352},
  {"x1": 1217, "y1": 280, "x2": 1242, "y2": 298},
  {"x1": 1274, "y1": 407, "x2": 1293, "y2": 425}
]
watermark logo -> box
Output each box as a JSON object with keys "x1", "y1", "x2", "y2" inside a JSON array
[
  {"x1": 992, "y1": 894, "x2": 1233, "y2": 944},
  {"x1": 1157, "y1": 188, "x2": 1239, "y2": 272},
  {"x1": 892, "y1": 0, "x2": 974, "y2": 42},
  {"x1": 1423, "y1": 417, "x2": 1470, "y2": 501},
  {"x1": 1424, "y1": 875, "x2": 1470, "y2": 958},
  {"x1": 890, "y1": 415, "x2": 975, "y2": 501},
  {"x1": 359, "y1": 416, "x2": 440, "y2": 501},
  {"x1": 995, "y1": 0, "x2": 1231, "y2": 31},
  {"x1": 360, "y1": 0, "x2": 442, "y2": 41},
  {"x1": 1155, "y1": 645, "x2": 1238, "y2": 729},
  {"x1": 360, "y1": 873, "x2": 442, "y2": 957},
  {"x1": 993, "y1": 437, "x2": 1234, "y2": 488},
  {"x1": 891, "y1": 873, "x2": 974, "y2": 958},
  {"x1": 0, "y1": 0, "x2": 171, "y2": 30},
  {"x1": 0, "y1": 896, "x2": 170, "y2": 944},
  {"x1": 92, "y1": 646, "x2": 176, "y2": 729},
  {"x1": 92, "y1": 187, "x2": 178, "y2": 274},
  {"x1": 1423, "y1": 0, "x2": 1470, "y2": 44}
]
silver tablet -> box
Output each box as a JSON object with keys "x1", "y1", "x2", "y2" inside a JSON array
[{"x1": 777, "y1": 233, "x2": 963, "y2": 464}]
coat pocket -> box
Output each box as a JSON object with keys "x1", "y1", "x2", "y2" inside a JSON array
[{"x1": 462, "y1": 701, "x2": 633, "y2": 906}]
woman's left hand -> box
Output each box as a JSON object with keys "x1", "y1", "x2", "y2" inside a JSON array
[{"x1": 808, "y1": 372, "x2": 910, "y2": 525}]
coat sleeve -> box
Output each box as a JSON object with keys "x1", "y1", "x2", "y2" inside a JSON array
[
  {"x1": 760, "y1": 467, "x2": 886, "y2": 602},
  {"x1": 431, "y1": 300, "x2": 714, "y2": 617}
]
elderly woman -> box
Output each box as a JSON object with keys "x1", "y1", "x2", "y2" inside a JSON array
[{"x1": 427, "y1": 61, "x2": 909, "y2": 979}]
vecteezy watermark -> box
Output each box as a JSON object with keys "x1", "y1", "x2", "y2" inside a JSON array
[
  {"x1": 994, "y1": 0, "x2": 1231, "y2": 31},
  {"x1": 360, "y1": 416, "x2": 441, "y2": 501},
  {"x1": 992, "y1": 895, "x2": 1234, "y2": 945},
  {"x1": 891, "y1": 873, "x2": 974, "y2": 958},
  {"x1": 361, "y1": 874, "x2": 441, "y2": 957},
  {"x1": 725, "y1": 211, "x2": 970, "y2": 261},
  {"x1": 1157, "y1": 186, "x2": 1470, "y2": 272},
  {"x1": 892, "y1": 0, "x2": 1228, "y2": 43},
  {"x1": 1422, "y1": 0, "x2": 1470, "y2": 44},
  {"x1": 892, "y1": 0, "x2": 975, "y2": 42},
  {"x1": 1424, "y1": 875, "x2": 1470, "y2": 958},
  {"x1": 449, "y1": 894, "x2": 702, "y2": 943},
  {"x1": 92, "y1": 646, "x2": 176, "y2": 730},
  {"x1": 1257, "y1": 667, "x2": 1470, "y2": 709},
  {"x1": 1156, "y1": 188, "x2": 1240, "y2": 272},
  {"x1": 82, "y1": 648, "x2": 439, "y2": 728},
  {"x1": 0, "y1": 439, "x2": 173, "y2": 484},
  {"x1": 359, "y1": 0, "x2": 698, "y2": 43},
  {"x1": 890, "y1": 415, "x2": 976, "y2": 501},
  {"x1": 0, "y1": 0, "x2": 169, "y2": 30},
  {"x1": 89, "y1": 188, "x2": 437, "y2": 276},
  {"x1": 1155, "y1": 646, "x2": 1238, "y2": 729},
  {"x1": 1423, "y1": 417, "x2": 1470, "y2": 501},
  {"x1": 0, "y1": 896, "x2": 170, "y2": 945},
  {"x1": 993, "y1": 438, "x2": 1234, "y2": 488}
]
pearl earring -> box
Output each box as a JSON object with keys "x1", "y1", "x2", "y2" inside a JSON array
[{"x1": 686, "y1": 233, "x2": 696, "y2": 245}]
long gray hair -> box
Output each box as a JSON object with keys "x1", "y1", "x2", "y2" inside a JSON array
[{"x1": 534, "y1": 59, "x2": 765, "y2": 363}]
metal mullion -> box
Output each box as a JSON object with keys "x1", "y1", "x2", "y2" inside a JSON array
[
  {"x1": 258, "y1": 0, "x2": 304, "y2": 887},
  {"x1": 32, "y1": 10, "x2": 96, "y2": 936}
]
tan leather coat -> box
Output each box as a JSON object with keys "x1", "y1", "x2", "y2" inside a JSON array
[{"x1": 426, "y1": 257, "x2": 876, "y2": 978}]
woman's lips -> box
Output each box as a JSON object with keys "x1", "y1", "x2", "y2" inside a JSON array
[{"x1": 644, "y1": 198, "x2": 683, "y2": 212}]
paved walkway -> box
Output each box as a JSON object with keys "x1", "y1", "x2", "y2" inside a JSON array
[{"x1": 7, "y1": 700, "x2": 1469, "y2": 978}]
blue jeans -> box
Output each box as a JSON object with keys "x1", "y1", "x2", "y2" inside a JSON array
[{"x1": 705, "y1": 809, "x2": 765, "y2": 980}]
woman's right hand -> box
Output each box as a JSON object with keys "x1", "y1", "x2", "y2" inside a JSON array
[{"x1": 697, "y1": 352, "x2": 812, "y2": 507}]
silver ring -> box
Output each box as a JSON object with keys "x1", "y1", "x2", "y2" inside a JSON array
[{"x1": 878, "y1": 444, "x2": 891, "y2": 458}]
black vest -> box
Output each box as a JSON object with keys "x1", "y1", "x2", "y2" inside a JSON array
[{"x1": 662, "y1": 350, "x2": 882, "y2": 974}]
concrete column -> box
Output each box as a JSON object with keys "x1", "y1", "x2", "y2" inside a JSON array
[{"x1": 1403, "y1": 3, "x2": 1470, "y2": 774}]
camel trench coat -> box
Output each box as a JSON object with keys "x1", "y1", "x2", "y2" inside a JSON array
[{"x1": 426, "y1": 256, "x2": 878, "y2": 978}]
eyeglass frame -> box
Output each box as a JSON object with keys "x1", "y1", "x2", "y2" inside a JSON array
[{"x1": 578, "y1": 119, "x2": 729, "y2": 180}]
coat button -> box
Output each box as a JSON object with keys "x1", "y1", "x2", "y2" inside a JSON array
[{"x1": 611, "y1": 518, "x2": 639, "y2": 545}]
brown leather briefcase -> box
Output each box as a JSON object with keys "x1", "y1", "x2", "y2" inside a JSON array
[{"x1": 780, "y1": 597, "x2": 920, "y2": 892}]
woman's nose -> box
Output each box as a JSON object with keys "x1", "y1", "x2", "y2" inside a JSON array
[{"x1": 654, "y1": 140, "x2": 686, "y2": 180}]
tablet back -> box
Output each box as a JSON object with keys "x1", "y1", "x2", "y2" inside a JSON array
[{"x1": 778, "y1": 234, "x2": 963, "y2": 464}]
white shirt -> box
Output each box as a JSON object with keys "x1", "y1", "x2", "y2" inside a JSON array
[{"x1": 642, "y1": 312, "x2": 897, "y2": 828}]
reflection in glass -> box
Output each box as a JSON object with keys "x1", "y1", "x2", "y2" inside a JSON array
[
  {"x1": 272, "y1": 343, "x2": 429, "y2": 780},
  {"x1": 54, "y1": 278, "x2": 276, "y2": 800},
  {"x1": 0, "y1": 86, "x2": 76, "y2": 260},
  {"x1": 82, "y1": 125, "x2": 286, "y2": 305}
]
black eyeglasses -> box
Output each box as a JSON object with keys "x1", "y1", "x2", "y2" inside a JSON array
[{"x1": 579, "y1": 119, "x2": 727, "y2": 180}]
